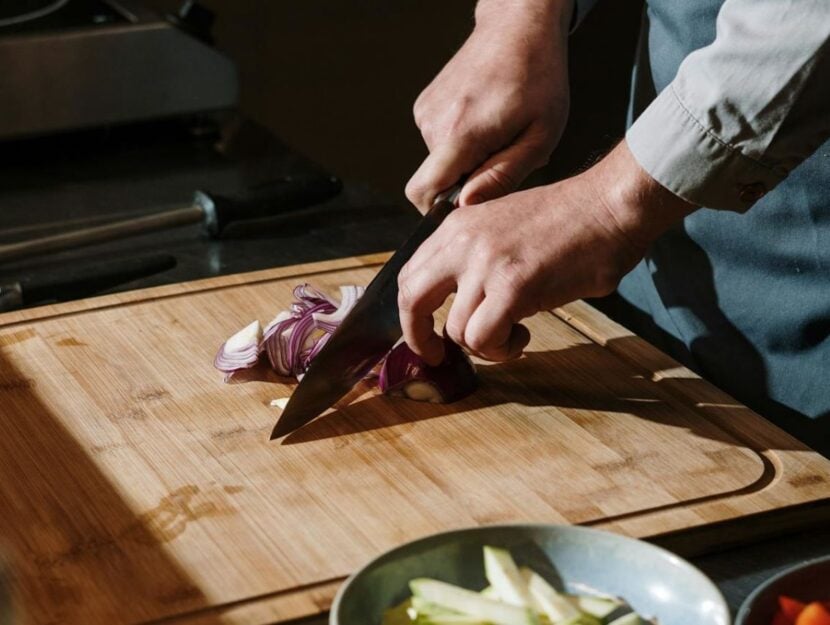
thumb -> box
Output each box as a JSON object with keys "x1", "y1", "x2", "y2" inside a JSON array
[
  {"x1": 459, "y1": 129, "x2": 552, "y2": 205},
  {"x1": 406, "y1": 139, "x2": 490, "y2": 213}
]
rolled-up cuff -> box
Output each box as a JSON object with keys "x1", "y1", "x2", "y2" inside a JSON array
[{"x1": 626, "y1": 84, "x2": 787, "y2": 212}]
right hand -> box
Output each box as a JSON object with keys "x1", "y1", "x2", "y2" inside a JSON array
[
  {"x1": 405, "y1": 1, "x2": 573, "y2": 212},
  {"x1": 399, "y1": 140, "x2": 697, "y2": 365}
]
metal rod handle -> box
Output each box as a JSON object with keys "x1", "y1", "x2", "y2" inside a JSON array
[{"x1": 0, "y1": 205, "x2": 203, "y2": 264}]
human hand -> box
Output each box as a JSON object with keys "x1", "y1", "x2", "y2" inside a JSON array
[
  {"x1": 405, "y1": 0, "x2": 573, "y2": 212},
  {"x1": 398, "y1": 141, "x2": 697, "y2": 364}
]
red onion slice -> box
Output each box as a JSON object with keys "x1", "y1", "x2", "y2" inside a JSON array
[
  {"x1": 379, "y1": 337, "x2": 477, "y2": 403},
  {"x1": 312, "y1": 285, "x2": 364, "y2": 332},
  {"x1": 214, "y1": 320, "x2": 263, "y2": 381},
  {"x1": 261, "y1": 283, "x2": 364, "y2": 380}
]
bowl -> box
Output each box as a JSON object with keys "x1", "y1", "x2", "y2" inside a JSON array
[
  {"x1": 736, "y1": 556, "x2": 830, "y2": 625},
  {"x1": 330, "y1": 524, "x2": 730, "y2": 625}
]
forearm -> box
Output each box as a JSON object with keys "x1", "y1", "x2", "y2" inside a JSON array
[
  {"x1": 590, "y1": 141, "x2": 698, "y2": 252},
  {"x1": 474, "y1": 0, "x2": 573, "y2": 39}
]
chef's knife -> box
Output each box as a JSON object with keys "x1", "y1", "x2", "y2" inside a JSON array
[
  {"x1": 270, "y1": 186, "x2": 461, "y2": 439},
  {"x1": 0, "y1": 253, "x2": 176, "y2": 311}
]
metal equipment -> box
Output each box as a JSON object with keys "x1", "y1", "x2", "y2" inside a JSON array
[{"x1": 0, "y1": 0, "x2": 238, "y2": 139}]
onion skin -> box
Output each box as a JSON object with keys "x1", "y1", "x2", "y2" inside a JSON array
[
  {"x1": 379, "y1": 337, "x2": 477, "y2": 403},
  {"x1": 261, "y1": 284, "x2": 363, "y2": 379},
  {"x1": 214, "y1": 320, "x2": 263, "y2": 382}
]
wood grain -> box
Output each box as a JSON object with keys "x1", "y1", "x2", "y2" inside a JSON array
[{"x1": 0, "y1": 254, "x2": 827, "y2": 625}]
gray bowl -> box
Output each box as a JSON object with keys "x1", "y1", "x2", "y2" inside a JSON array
[
  {"x1": 330, "y1": 525, "x2": 730, "y2": 625},
  {"x1": 736, "y1": 556, "x2": 830, "y2": 625}
]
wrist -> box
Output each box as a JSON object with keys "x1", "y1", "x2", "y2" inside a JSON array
[
  {"x1": 474, "y1": 0, "x2": 573, "y2": 41},
  {"x1": 590, "y1": 140, "x2": 698, "y2": 248}
]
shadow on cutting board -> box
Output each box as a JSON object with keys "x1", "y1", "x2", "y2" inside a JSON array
[
  {"x1": 0, "y1": 349, "x2": 225, "y2": 625},
  {"x1": 282, "y1": 338, "x2": 805, "y2": 455}
]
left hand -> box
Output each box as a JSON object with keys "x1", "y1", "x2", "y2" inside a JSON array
[
  {"x1": 398, "y1": 140, "x2": 697, "y2": 364},
  {"x1": 405, "y1": 0, "x2": 572, "y2": 212}
]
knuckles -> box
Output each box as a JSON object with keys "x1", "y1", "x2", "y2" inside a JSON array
[
  {"x1": 463, "y1": 328, "x2": 492, "y2": 355},
  {"x1": 443, "y1": 318, "x2": 465, "y2": 347},
  {"x1": 478, "y1": 166, "x2": 518, "y2": 196},
  {"x1": 404, "y1": 178, "x2": 426, "y2": 207},
  {"x1": 416, "y1": 95, "x2": 478, "y2": 146},
  {"x1": 396, "y1": 272, "x2": 425, "y2": 314}
]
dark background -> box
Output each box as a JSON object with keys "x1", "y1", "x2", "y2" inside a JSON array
[
  {"x1": 0, "y1": 1, "x2": 641, "y2": 302},
  {"x1": 143, "y1": 0, "x2": 644, "y2": 202}
]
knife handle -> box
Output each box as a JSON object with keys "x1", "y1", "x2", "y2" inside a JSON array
[
  {"x1": 376, "y1": 186, "x2": 462, "y2": 291},
  {"x1": 434, "y1": 184, "x2": 463, "y2": 207},
  {"x1": 400, "y1": 182, "x2": 463, "y2": 252},
  {"x1": 197, "y1": 174, "x2": 343, "y2": 237}
]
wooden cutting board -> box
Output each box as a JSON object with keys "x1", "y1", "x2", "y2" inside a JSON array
[{"x1": 0, "y1": 254, "x2": 828, "y2": 625}]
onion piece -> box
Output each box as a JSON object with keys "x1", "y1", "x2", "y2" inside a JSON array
[
  {"x1": 262, "y1": 283, "x2": 364, "y2": 379},
  {"x1": 379, "y1": 337, "x2": 477, "y2": 403},
  {"x1": 312, "y1": 285, "x2": 364, "y2": 332},
  {"x1": 270, "y1": 397, "x2": 290, "y2": 409},
  {"x1": 214, "y1": 320, "x2": 263, "y2": 381}
]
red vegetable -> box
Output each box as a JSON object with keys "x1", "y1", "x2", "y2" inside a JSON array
[
  {"x1": 215, "y1": 285, "x2": 481, "y2": 408},
  {"x1": 213, "y1": 320, "x2": 263, "y2": 381},
  {"x1": 796, "y1": 603, "x2": 830, "y2": 625},
  {"x1": 262, "y1": 284, "x2": 341, "y2": 378},
  {"x1": 215, "y1": 284, "x2": 363, "y2": 382},
  {"x1": 379, "y1": 336, "x2": 477, "y2": 403},
  {"x1": 781, "y1": 596, "x2": 808, "y2": 621},
  {"x1": 771, "y1": 597, "x2": 830, "y2": 625}
]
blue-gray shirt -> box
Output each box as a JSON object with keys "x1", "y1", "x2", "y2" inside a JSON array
[{"x1": 578, "y1": 0, "x2": 830, "y2": 453}]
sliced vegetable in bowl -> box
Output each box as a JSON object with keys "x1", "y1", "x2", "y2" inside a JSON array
[
  {"x1": 769, "y1": 596, "x2": 830, "y2": 625},
  {"x1": 331, "y1": 525, "x2": 729, "y2": 625},
  {"x1": 771, "y1": 596, "x2": 830, "y2": 625},
  {"x1": 736, "y1": 556, "x2": 830, "y2": 625},
  {"x1": 382, "y1": 546, "x2": 653, "y2": 625}
]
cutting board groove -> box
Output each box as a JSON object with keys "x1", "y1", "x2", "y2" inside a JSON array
[{"x1": 0, "y1": 253, "x2": 828, "y2": 625}]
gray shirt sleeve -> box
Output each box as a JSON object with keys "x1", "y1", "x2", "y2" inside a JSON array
[{"x1": 625, "y1": 0, "x2": 830, "y2": 211}]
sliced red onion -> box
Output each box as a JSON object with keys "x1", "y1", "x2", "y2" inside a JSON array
[
  {"x1": 262, "y1": 283, "x2": 364, "y2": 379},
  {"x1": 312, "y1": 285, "x2": 364, "y2": 332},
  {"x1": 379, "y1": 337, "x2": 477, "y2": 403},
  {"x1": 214, "y1": 320, "x2": 263, "y2": 382}
]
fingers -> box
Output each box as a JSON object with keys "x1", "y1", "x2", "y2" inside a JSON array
[
  {"x1": 463, "y1": 296, "x2": 531, "y2": 361},
  {"x1": 398, "y1": 261, "x2": 456, "y2": 366},
  {"x1": 405, "y1": 140, "x2": 489, "y2": 213},
  {"x1": 459, "y1": 126, "x2": 552, "y2": 206},
  {"x1": 405, "y1": 282, "x2": 531, "y2": 364},
  {"x1": 398, "y1": 203, "x2": 535, "y2": 364},
  {"x1": 444, "y1": 281, "x2": 484, "y2": 346}
]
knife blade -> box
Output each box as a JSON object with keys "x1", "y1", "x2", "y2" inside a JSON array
[{"x1": 270, "y1": 187, "x2": 461, "y2": 439}]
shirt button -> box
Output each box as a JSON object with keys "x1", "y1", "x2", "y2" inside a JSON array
[{"x1": 739, "y1": 182, "x2": 767, "y2": 203}]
